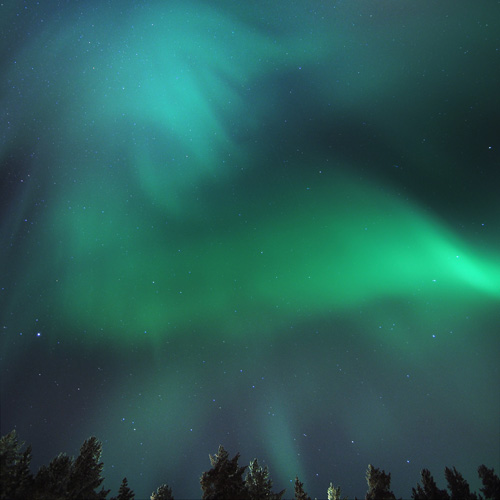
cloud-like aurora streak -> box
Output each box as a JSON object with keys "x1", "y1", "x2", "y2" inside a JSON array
[
  {"x1": 5, "y1": 165, "x2": 499, "y2": 344},
  {"x1": 1, "y1": 2, "x2": 499, "y2": 498}
]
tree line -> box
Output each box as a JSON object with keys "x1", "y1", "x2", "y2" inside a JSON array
[{"x1": 1, "y1": 430, "x2": 499, "y2": 500}]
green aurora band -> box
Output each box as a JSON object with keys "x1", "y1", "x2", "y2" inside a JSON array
[
  {"x1": 2, "y1": 2, "x2": 499, "y2": 344},
  {"x1": 5, "y1": 163, "x2": 500, "y2": 343},
  {"x1": 1, "y1": 2, "x2": 499, "y2": 497}
]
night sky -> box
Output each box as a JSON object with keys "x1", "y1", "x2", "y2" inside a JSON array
[{"x1": 1, "y1": 1, "x2": 499, "y2": 499}]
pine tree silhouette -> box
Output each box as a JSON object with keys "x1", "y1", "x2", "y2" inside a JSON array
[
  {"x1": 200, "y1": 445, "x2": 249, "y2": 500},
  {"x1": 34, "y1": 452, "x2": 73, "y2": 499},
  {"x1": 365, "y1": 464, "x2": 396, "y2": 500},
  {"x1": 327, "y1": 481, "x2": 348, "y2": 500},
  {"x1": 245, "y1": 458, "x2": 285, "y2": 500},
  {"x1": 111, "y1": 477, "x2": 134, "y2": 500},
  {"x1": 68, "y1": 436, "x2": 110, "y2": 500},
  {"x1": 150, "y1": 484, "x2": 175, "y2": 500},
  {"x1": 294, "y1": 476, "x2": 311, "y2": 500},
  {"x1": 444, "y1": 467, "x2": 479, "y2": 500},
  {"x1": 0, "y1": 430, "x2": 34, "y2": 500},
  {"x1": 478, "y1": 465, "x2": 500, "y2": 500},
  {"x1": 411, "y1": 468, "x2": 449, "y2": 500}
]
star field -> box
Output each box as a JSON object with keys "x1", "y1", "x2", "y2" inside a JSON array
[{"x1": 1, "y1": 1, "x2": 499, "y2": 499}]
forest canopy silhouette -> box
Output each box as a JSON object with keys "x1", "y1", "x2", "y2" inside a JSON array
[{"x1": 1, "y1": 430, "x2": 499, "y2": 500}]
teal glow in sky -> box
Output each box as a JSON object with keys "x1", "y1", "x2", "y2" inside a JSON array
[{"x1": 1, "y1": 1, "x2": 499, "y2": 498}]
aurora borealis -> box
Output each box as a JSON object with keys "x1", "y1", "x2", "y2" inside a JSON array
[{"x1": 1, "y1": 1, "x2": 499, "y2": 498}]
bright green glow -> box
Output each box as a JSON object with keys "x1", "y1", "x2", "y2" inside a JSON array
[
  {"x1": 2, "y1": 2, "x2": 499, "y2": 498},
  {"x1": 3, "y1": 159, "x2": 499, "y2": 348},
  {"x1": 2, "y1": 1, "x2": 499, "y2": 344},
  {"x1": 24, "y1": 169, "x2": 497, "y2": 341}
]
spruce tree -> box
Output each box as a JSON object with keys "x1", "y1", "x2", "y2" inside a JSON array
[
  {"x1": 478, "y1": 465, "x2": 500, "y2": 500},
  {"x1": 0, "y1": 430, "x2": 34, "y2": 500},
  {"x1": 151, "y1": 484, "x2": 174, "y2": 500},
  {"x1": 34, "y1": 452, "x2": 73, "y2": 499},
  {"x1": 444, "y1": 467, "x2": 479, "y2": 500},
  {"x1": 411, "y1": 468, "x2": 449, "y2": 500},
  {"x1": 365, "y1": 464, "x2": 396, "y2": 500},
  {"x1": 245, "y1": 458, "x2": 285, "y2": 500},
  {"x1": 112, "y1": 477, "x2": 134, "y2": 500},
  {"x1": 294, "y1": 476, "x2": 311, "y2": 500},
  {"x1": 68, "y1": 436, "x2": 110, "y2": 499},
  {"x1": 200, "y1": 445, "x2": 249, "y2": 500},
  {"x1": 327, "y1": 481, "x2": 347, "y2": 500}
]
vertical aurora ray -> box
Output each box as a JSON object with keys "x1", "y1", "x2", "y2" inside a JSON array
[{"x1": 1, "y1": 2, "x2": 499, "y2": 499}]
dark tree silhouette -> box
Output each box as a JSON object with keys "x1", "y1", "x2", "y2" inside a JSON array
[
  {"x1": 245, "y1": 458, "x2": 285, "y2": 500},
  {"x1": 3, "y1": 429, "x2": 500, "y2": 500},
  {"x1": 294, "y1": 476, "x2": 311, "y2": 500},
  {"x1": 68, "y1": 436, "x2": 110, "y2": 500},
  {"x1": 365, "y1": 464, "x2": 396, "y2": 500},
  {"x1": 111, "y1": 477, "x2": 134, "y2": 500},
  {"x1": 478, "y1": 465, "x2": 500, "y2": 500},
  {"x1": 34, "y1": 452, "x2": 73, "y2": 499},
  {"x1": 444, "y1": 466, "x2": 479, "y2": 500},
  {"x1": 150, "y1": 483, "x2": 175, "y2": 500},
  {"x1": 200, "y1": 445, "x2": 249, "y2": 500},
  {"x1": 411, "y1": 468, "x2": 449, "y2": 500},
  {"x1": 0, "y1": 430, "x2": 33, "y2": 500}
]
